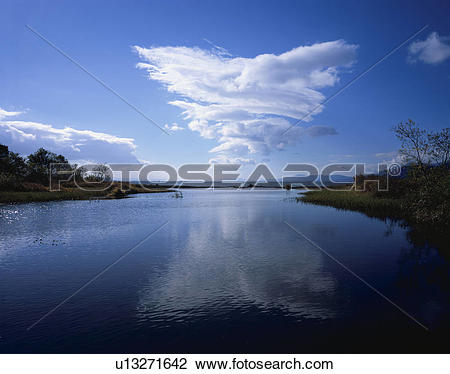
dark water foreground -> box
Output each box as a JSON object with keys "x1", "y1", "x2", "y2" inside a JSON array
[{"x1": 0, "y1": 190, "x2": 449, "y2": 353}]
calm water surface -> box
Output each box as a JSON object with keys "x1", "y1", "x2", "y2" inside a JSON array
[{"x1": 0, "y1": 190, "x2": 449, "y2": 352}]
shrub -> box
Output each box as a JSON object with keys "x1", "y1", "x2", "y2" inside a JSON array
[{"x1": 0, "y1": 172, "x2": 23, "y2": 191}]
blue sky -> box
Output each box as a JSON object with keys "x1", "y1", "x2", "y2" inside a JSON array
[{"x1": 1, "y1": 0, "x2": 449, "y2": 176}]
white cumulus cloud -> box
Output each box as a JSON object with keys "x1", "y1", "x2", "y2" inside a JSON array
[
  {"x1": 134, "y1": 40, "x2": 357, "y2": 162},
  {"x1": 0, "y1": 108, "x2": 140, "y2": 163},
  {"x1": 408, "y1": 32, "x2": 450, "y2": 64}
]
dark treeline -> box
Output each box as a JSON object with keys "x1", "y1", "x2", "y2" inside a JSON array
[
  {"x1": 0, "y1": 144, "x2": 110, "y2": 192},
  {"x1": 0, "y1": 144, "x2": 172, "y2": 203},
  {"x1": 1, "y1": 145, "x2": 69, "y2": 191}
]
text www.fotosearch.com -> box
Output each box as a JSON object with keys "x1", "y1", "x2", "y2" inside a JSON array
[
  {"x1": 195, "y1": 358, "x2": 333, "y2": 370},
  {"x1": 115, "y1": 357, "x2": 334, "y2": 371}
]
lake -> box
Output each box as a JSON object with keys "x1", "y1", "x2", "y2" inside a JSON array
[{"x1": 0, "y1": 189, "x2": 449, "y2": 353}]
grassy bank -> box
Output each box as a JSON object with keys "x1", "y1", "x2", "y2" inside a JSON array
[
  {"x1": 298, "y1": 189, "x2": 450, "y2": 255},
  {"x1": 0, "y1": 183, "x2": 173, "y2": 204},
  {"x1": 297, "y1": 189, "x2": 405, "y2": 220}
]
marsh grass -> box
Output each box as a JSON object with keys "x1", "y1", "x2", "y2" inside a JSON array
[
  {"x1": 298, "y1": 190, "x2": 405, "y2": 220},
  {"x1": 0, "y1": 189, "x2": 107, "y2": 204}
]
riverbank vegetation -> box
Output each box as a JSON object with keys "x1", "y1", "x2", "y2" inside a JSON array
[
  {"x1": 0, "y1": 144, "x2": 172, "y2": 203},
  {"x1": 298, "y1": 120, "x2": 449, "y2": 235},
  {"x1": 300, "y1": 190, "x2": 404, "y2": 220}
]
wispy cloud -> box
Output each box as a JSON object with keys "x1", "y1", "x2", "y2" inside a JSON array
[
  {"x1": 134, "y1": 40, "x2": 357, "y2": 162},
  {"x1": 164, "y1": 122, "x2": 184, "y2": 131},
  {"x1": 203, "y1": 38, "x2": 232, "y2": 57},
  {"x1": 408, "y1": 32, "x2": 450, "y2": 64},
  {"x1": 374, "y1": 151, "x2": 403, "y2": 164},
  {"x1": 0, "y1": 108, "x2": 23, "y2": 120},
  {"x1": 0, "y1": 108, "x2": 139, "y2": 163},
  {"x1": 304, "y1": 125, "x2": 338, "y2": 137},
  {"x1": 374, "y1": 151, "x2": 397, "y2": 159}
]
